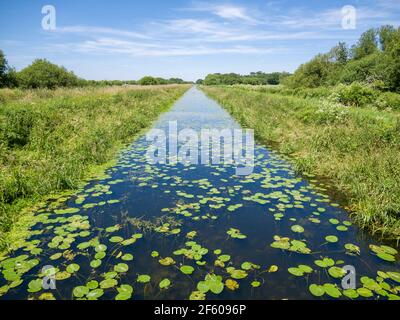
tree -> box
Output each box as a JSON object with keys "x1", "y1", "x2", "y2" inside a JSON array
[
  {"x1": 329, "y1": 42, "x2": 349, "y2": 65},
  {"x1": 17, "y1": 59, "x2": 79, "y2": 89},
  {"x1": 351, "y1": 29, "x2": 378, "y2": 60},
  {"x1": 378, "y1": 25, "x2": 398, "y2": 51},
  {"x1": 284, "y1": 54, "x2": 334, "y2": 88},
  {"x1": 0, "y1": 50, "x2": 17, "y2": 88}
]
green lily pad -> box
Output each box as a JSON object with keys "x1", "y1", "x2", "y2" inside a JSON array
[
  {"x1": 325, "y1": 235, "x2": 339, "y2": 243},
  {"x1": 159, "y1": 279, "x2": 171, "y2": 289},
  {"x1": 180, "y1": 265, "x2": 195, "y2": 275},
  {"x1": 73, "y1": 286, "x2": 89, "y2": 298},
  {"x1": 291, "y1": 225, "x2": 304, "y2": 233},
  {"x1": 309, "y1": 284, "x2": 325, "y2": 297},
  {"x1": 137, "y1": 274, "x2": 151, "y2": 283},
  {"x1": 114, "y1": 263, "x2": 129, "y2": 273}
]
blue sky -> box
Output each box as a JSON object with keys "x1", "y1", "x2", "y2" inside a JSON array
[{"x1": 0, "y1": 0, "x2": 399, "y2": 81}]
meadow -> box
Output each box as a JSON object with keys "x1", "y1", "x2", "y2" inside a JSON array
[
  {"x1": 0, "y1": 85, "x2": 190, "y2": 250},
  {"x1": 201, "y1": 85, "x2": 400, "y2": 240}
]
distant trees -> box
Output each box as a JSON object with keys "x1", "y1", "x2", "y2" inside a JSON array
[
  {"x1": 284, "y1": 25, "x2": 400, "y2": 92},
  {"x1": 0, "y1": 51, "x2": 192, "y2": 89},
  {"x1": 202, "y1": 72, "x2": 290, "y2": 86},
  {"x1": 17, "y1": 59, "x2": 80, "y2": 89},
  {"x1": 0, "y1": 50, "x2": 17, "y2": 88},
  {"x1": 138, "y1": 76, "x2": 190, "y2": 86}
]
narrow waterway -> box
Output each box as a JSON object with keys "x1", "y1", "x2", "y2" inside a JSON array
[{"x1": 1, "y1": 87, "x2": 399, "y2": 300}]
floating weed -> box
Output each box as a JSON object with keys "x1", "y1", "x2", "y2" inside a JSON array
[
  {"x1": 180, "y1": 265, "x2": 195, "y2": 275},
  {"x1": 173, "y1": 241, "x2": 208, "y2": 261},
  {"x1": 159, "y1": 257, "x2": 175, "y2": 266},
  {"x1": 100, "y1": 278, "x2": 118, "y2": 289},
  {"x1": 314, "y1": 257, "x2": 335, "y2": 268},
  {"x1": 325, "y1": 235, "x2": 339, "y2": 243},
  {"x1": 114, "y1": 263, "x2": 129, "y2": 273},
  {"x1": 328, "y1": 266, "x2": 346, "y2": 278},
  {"x1": 344, "y1": 243, "x2": 360, "y2": 255},
  {"x1": 288, "y1": 265, "x2": 313, "y2": 277},
  {"x1": 189, "y1": 291, "x2": 205, "y2": 300},
  {"x1": 227, "y1": 228, "x2": 247, "y2": 239},
  {"x1": 121, "y1": 254, "x2": 133, "y2": 261},
  {"x1": 197, "y1": 274, "x2": 224, "y2": 295},
  {"x1": 225, "y1": 279, "x2": 239, "y2": 290},
  {"x1": 309, "y1": 284, "x2": 325, "y2": 297},
  {"x1": 115, "y1": 284, "x2": 133, "y2": 300},
  {"x1": 268, "y1": 265, "x2": 279, "y2": 273},
  {"x1": 66, "y1": 263, "x2": 80, "y2": 274},
  {"x1": 137, "y1": 274, "x2": 151, "y2": 284},
  {"x1": 270, "y1": 236, "x2": 311, "y2": 254},
  {"x1": 369, "y1": 245, "x2": 397, "y2": 262},
  {"x1": 290, "y1": 225, "x2": 304, "y2": 233},
  {"x1": 227, "y1": 268, "x2": 248, "y2": 280},
  {"x1": 159, "y1": 278, "x2": 171, "y2": 290}
]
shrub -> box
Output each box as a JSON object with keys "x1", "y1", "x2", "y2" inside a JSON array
[
  {"x1": 17, "y1": 59, "x2": 80, "y2": 89},
  {"x1": 314, "y1": 100, "x2": 349, "y2": 124},
  {"x1": 376, "y1": 92, "x2": 400, "y2": 110},
  {"x1": 329, "y1": 82, "x2": 377, "y2": 107}
]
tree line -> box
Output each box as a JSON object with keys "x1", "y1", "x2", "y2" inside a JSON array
[
  {"x1": 199, "y1": 71, "x2": 291, "y2": 86},
  {"x1": 0, "y1": 53, "x2": 192, "y2": 89},
  {"x1": 284, "y1": 25, "x2": 400, "y2": 92}
]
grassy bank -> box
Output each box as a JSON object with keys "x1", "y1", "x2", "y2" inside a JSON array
[
  {"x1": 0, "y1": 85, "x2": 190, "y2": 249},
  {"x1": 201, "y1": 85, "x2": 400, "y2": 240}
]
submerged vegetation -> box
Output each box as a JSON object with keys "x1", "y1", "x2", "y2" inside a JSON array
[
  {"x1": 201, "y1": 85, "x2": 400, "y2": 239},
  {"x1": 0, "y1": 85, "x2": 190, "y2": 250}
]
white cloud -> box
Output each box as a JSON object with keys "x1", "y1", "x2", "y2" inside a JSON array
[
  {"x1": 58, "y1": 26, "x2": 150, "y2": 39},
  {"x1": 182, "y1": 2, "x2": 259, "y2": 23},
  {"x1": 42, "y1": 1, "x2": 400, "y2": 59}
]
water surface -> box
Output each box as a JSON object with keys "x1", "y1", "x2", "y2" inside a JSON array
[{"x1": 1, "y1": 87, "x2": 399, "y2": 300}]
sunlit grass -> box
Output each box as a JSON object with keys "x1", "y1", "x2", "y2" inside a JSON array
[{"x1": 0, "y1": 84, "x2": 190, "y2": 248}]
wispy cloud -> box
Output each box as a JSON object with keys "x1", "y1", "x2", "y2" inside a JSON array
[
  {"x1": 183, "y1": 2, "x2": 258, "y2": 23},
  {"x1": 41, "y1": 0, "x2": 400, "y2": 59},
  {"x1": 58, "y1": 26, "x2": 150, "y2": 39}
]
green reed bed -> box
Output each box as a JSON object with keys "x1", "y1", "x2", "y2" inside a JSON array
[
  {"x1": 0, "y1": 85, "x2": 190, "y2": 250},
  {"x1": 201, "y1": 85, "x2": 400, "y2": 241}
]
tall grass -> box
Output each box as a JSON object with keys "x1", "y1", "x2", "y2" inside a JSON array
[
  {"x1": 201, "y1": 85, "x2": 400, "y2": 240},
  {"x1": 0, "y1": 85, "x2": 190, "y2": 247}
]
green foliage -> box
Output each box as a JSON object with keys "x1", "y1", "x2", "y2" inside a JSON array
[
  {"x1": 0, "y1": 50, "x2": 17, "y2": 88},
  {"x1": 138, "y1": 76, "x2": 190, "y2": 86},
  {"x1": 329, "y1": 82, "x2": 377, "y2": 107},
  {"x1": 17, "y1": 59, "x2": 80, "y2": 89},
  {"x1": 376, "y1": 92, "x2": 400, "y2": 110},
  {"x1": 285, "y1": 25, "x2": 400, "y2": 92},
  {"x1": 203, "y1": 72, "x2": 290, "y2": 86},
  {"x1": 283, "y1": 54, "x2": 334, "y2": 88},
  {"x1": 351, "y1": 29, "x2": 378, "y2": 60},
  {"x1": 0, "y1": 85, "x2": 189, "y2": 246}
]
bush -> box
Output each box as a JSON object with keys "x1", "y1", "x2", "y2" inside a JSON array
[
  {"x1": 376, "y1": 92, "x2": 400, "y2": 110},
  {"x1": 314, "y1": 100, "x2": 349, "y2": 124},
  {"x1": 329, "y1": 82, "x2": 377, "y2": 107},
  {"x1": 17, "y1": 59, "x2": 80, "y2": 89}
]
